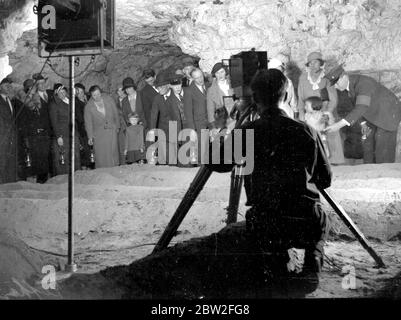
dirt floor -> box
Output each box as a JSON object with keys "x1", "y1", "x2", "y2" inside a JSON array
[{"x1": 0, "y1": 164, "x2": 400, "y2": 299}]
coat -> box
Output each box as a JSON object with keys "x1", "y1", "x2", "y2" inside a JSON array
[
  {"x1": 297, "y1": 71, "x2": 338, "y2": 120},
  {"x1": 84, "y1": 93, "x2": 120, "y2": 168},
  {"x1": 121, "y1": 93, "x2": 146, "y2": 126},
  {"x1": 150, "y1": 92, "x2": 172, "y2": 141},
  {"x1": 49, "y1": 96, "x2": 81, "y2": 175},
  {"x1": 206, "y1": 78, "x2": 235, "y2": 124},
  {"x1": 184, "y1": 82, "x2": 208, "y2": 134},
  {"x1": 19, "y1": 92, "x2": 52, "y2": 176},
  {"x1": 206, "y1": 108, "x2": 332, "y2": 255},
  {"x1": 136, "y1": 83, "x2": 159, "y2": 130},
  {"x1": 167, "y1": 89, "x2": 188, "y2": 133},
  {"x1": 0, "y1": 94, "x2": 17, "y2": 183},
  {"x1": 344, "y1": 74, "x2": 401, "y2": 131}
]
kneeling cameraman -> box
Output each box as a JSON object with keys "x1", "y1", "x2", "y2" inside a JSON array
[{"x1": 206, "y1": 69, "x2": 332, "y2": 280}]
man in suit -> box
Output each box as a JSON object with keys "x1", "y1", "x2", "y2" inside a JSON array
[
  {"x1": 136, "y1": 69, "x2": 159, "y2": 130},
  {"x1": 167, "y1": 73, "x2": 189, "y2": 166},
  {"x1": 0, "y1": 77, "x2": 17, "y2": 184},
  {"x1": 114, "y1": 87, "x2": 128, "y2": 165},
  {"x1": 184, "y1": 68, "x2": 208, "y2": 164},
  {"x1": 325, "y1": 65, "x2": 401, "y2": 163},
  {"x1": 17, "y1": 77, "x2": 52, "y2": 183},
  {"x1": 181, "y1": 62, "x2": 195, "y2": 88},
  {"x1": 149, "y1": 72, "x2": 172, "y2": 165},
  {"x1": 32, "y1": 73, "x2": 56, "y2": 177}
]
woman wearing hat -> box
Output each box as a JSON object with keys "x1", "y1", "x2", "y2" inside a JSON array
[
  {"x1": 297, "y1": 52, "x2": 344, "y2": 164},
  {"x1": 49, "y1": 84, "x2": 81, "y2": 175},
  {"x1": 206, "y1": 62, "x2": 235, "y2": 130},
  {"x1": 84, "y1": 85, "x2": 120, "y2": 168}
]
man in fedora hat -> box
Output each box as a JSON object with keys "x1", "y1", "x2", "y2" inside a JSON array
[
  {"x1": 0, "y1": 77, "x2": 17, "y2": 183},
  {"x1": 324, "y1": 64, "x2": 401, "y2": 163},
  {"x1": 167, "y1": 73, "x2": 189, "y2": 166},
  {"x1": 136, "y1": 69, "x2": 159, "y2": 131},
  {"x1": 149, "y1": 71, "x2": 173, "y2": 165}
]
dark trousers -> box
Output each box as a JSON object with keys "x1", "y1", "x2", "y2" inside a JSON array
[
  {"x1": 245, "y1": 202, "x2": 328, "y2": 261},
  {"x1": 363, "y1": 122, "x2": 397, "y2": 163}
]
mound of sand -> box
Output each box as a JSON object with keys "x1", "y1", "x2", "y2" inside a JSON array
[{"x1": 0, "y1": 229, "x2": 59, "y2": 299}]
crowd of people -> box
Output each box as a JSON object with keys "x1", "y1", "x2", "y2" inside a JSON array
[{"x1": 1, "y1": 52, "x2": 400, "y2": 184}]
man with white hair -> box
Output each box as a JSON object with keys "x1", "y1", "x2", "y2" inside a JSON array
[{"x1": 268, "y1": 55, "x2": 297, "y2": 119}]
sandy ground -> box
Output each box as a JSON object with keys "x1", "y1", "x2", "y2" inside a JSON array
[{"x1": 0, "y1": 164, "x2": 400, "y2": 299}]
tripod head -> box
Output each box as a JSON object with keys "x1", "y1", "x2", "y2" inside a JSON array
[{"x1": 221, "y1": 49, "x2": 267, "y2": 125}]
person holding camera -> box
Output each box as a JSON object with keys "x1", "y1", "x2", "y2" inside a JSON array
[{"x1": 206, "y1": 69, "x2": 332, "y2": 285}]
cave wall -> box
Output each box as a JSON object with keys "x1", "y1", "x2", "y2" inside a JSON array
[{"x1": 1, "y1": 0, "x2": 401, "y2": 96}]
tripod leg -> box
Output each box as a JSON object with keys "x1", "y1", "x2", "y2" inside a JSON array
[
  {"x1": 226, "y1": 165, "x2": 244, "y2": 224},
  {"x1": 153, "y1": 166, "x2": 213, "y2": 253},
  {"x1": 319, "y1": 189, "x2": 385, "y2": 268}
]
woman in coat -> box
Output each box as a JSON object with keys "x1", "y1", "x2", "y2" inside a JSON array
[
  {"x1": 84, "y1": 85, "x2": 120, "y2": 168},
  {"x1": 297, "y1": 52, "x2": 344, "y2": 164},
  {"x1": 49, "y1": 84, "x2": 81, "y2": 175},
  {"x1": 206, "y1": 62, "x2": 235, "y2": 130}
]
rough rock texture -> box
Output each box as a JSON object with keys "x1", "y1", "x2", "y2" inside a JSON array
[{"x1": 2, "y1": 0, "x2": 401, "y2": 97}]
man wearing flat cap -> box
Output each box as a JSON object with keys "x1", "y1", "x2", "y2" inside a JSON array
[
  {"x1": 0, "y1": 77, "x2": 17, "y2": 183},
  {"x1": 324, "y1": 64, "x2": 401, "y2": 163}
]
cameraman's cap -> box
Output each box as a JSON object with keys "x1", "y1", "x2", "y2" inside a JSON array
[
  {"x1": 142, "y1": 69, "x2": 155, "y2": 79},
  {"x1": 0, "y1": 77, "x2": 13, "y2": 85},
  {"x1": 324, "y1": 64, "x2": 345, "y2": 86},
  {"x1": 306, "y1": 52, "x2": 324, "y2": 66},
  {"x1": 211, "y1": 62, "x2": 227, "y2": 77},
  {"x1": 32, "y1": 73, "x2": 47, "y2": 81},
  {"x1": 169, "y1": 73, "x2": 183, "y2": 85}
]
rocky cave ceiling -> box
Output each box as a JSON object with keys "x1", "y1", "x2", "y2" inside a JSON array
[{"x1": 1, "y1": 0, "x2": 401, "y2": 93}]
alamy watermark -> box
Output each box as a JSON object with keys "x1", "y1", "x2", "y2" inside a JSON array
[{"x1": 145, "y1": 123, "x2": 254, "y2": 175}]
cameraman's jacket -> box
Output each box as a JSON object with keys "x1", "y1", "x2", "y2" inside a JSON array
[{"x1": 206, "y1": 109, "x2": 332, "y2": 218}]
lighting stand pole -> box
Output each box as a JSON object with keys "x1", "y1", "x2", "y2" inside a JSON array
[{"x1": 66, "y1": 55, "x2": 77, "y2": 273}]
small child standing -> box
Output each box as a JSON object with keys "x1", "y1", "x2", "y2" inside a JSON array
[
  {"x1": 304, "y1": 96, "x2": 344, "y2": 164},
  {"x1": 124, "y1": 113, "x2": 146, "y2": 164}
]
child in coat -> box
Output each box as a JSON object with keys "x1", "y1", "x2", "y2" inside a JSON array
[
  {"x1": 124, "y1": 113, "x2": 146, "y2": 164},
  {"x1": 304, "y1": 96, "x2": 344, "y2": 164}
]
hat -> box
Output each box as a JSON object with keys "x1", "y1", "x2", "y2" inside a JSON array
[
  {"x1": 142, "y1": 69, "x2": 155, "y2": 79},
  {"x1": 183, "y1": 61, "x2": 194, "y2": 69},
  {"x1": 122, "y1": 77, "x2": 136, "y2": 91},
  {"x1": 0, "y1": 77, "x2": 12, "y2": 85},
  {"x1": 306, "y1": 52, "x2": 324, "y2": 66},
  {"x1": 53, "y1": 83, "x2": 64, "y2": 94},
  {"x1": 23, "y1": 79, "x2": 34, "y2": 91},
  {"x1": 211, "y1": 62, "x2": 227, "y2": 77},
  {"x1": 154, "y1": 72, "x2": 170, "y2": 87},
  {"x1": 268, "y1": 58, "x2": 285, "y2": 70},
  {"x1": 169, "y1": 73, "x2": 183, "y2": 85},
  {"x1": 74, "y1": 83, "x2": 85, "y2": 91},
  {"x1": 32, "y1": 73, "x2": 47, "y2": 81},
  {"x1": 324, "y1": 64, "x2": 345, "y2": 86}
]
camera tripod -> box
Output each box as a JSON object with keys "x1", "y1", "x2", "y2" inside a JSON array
[{"x1": 152, "y1": 101, "x2": 385, "y2": 268}]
